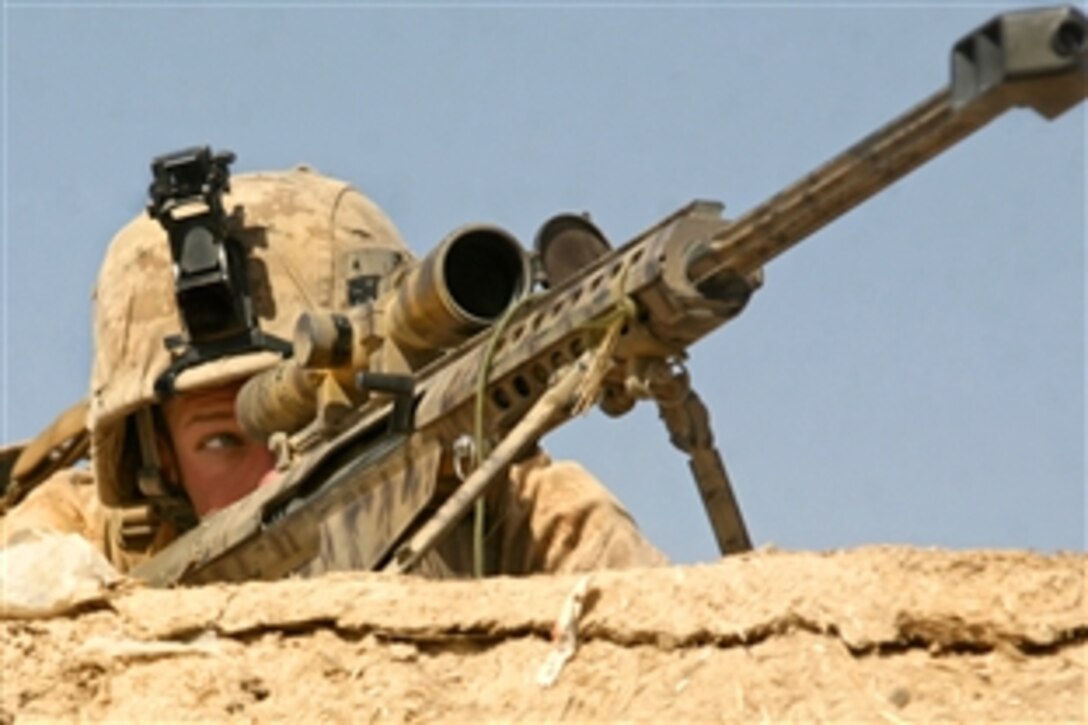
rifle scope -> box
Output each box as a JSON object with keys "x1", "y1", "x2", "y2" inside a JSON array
[
  {"x1": 385, "y1": 224, "x2": 531, "y2": 357},
  {"x1": 236, "y1": 223, "x2": 532, "y2": 440}
]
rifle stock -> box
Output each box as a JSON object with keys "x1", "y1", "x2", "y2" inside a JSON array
[{"x1": 134, "y1": 6, "x2": 1087, "y2": 586}]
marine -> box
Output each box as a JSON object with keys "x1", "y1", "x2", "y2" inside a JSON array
[{"x1": 0, "y1": 155, "x2": 666, "y2": 577}]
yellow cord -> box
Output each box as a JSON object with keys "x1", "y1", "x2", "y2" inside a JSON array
[
  {"x1": 472, "y1": 292, "x2": 537, "y2": 577},
  {"x1": 468, "y1": 257, "x2": 637, "y2": 574},
  {"x1": 572, "y1": 261, "x2": 636, "y2": 415}
]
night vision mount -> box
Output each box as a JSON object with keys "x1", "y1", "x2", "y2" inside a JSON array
[{"x1": 147, "y1": 146, "x2": 290, "y2": 396}]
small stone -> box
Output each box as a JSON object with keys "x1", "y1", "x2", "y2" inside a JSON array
[
  {"x1": 888, "y1": 687, "x2": 911, "y2": 708},
  {"x1": 389, "y1": 642, "x2": 418, "y2": 662},
  {"x1": 241, "y1": 676, "x2": 270, "y2": 701}
]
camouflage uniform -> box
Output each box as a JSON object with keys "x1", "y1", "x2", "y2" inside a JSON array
[
  {"x1": 3, "y1": 451, "x2": 665, "y2": 575},
  {"x1": 2, "y1": 166, "x2": 665, "y2": 576}
]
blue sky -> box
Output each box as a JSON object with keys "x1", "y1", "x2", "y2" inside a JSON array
[{"x1": 2, "y1": 1, "x2": 1084, "y2": 562}]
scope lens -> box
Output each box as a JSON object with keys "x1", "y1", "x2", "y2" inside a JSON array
[{"x1": 444, "y1": 231, "x2": 525, "y2": 320}]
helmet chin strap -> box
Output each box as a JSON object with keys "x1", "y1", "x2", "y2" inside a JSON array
[{"x1": 132, "y1": 407, "x2": 198, "y2": 535}]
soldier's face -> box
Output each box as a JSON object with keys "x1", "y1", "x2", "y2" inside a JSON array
[{"x1": 162, "y1": 381, "x2": 276, "y2": 517}]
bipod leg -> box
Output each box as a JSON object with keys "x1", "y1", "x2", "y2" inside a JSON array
[{"x1": 646, "y1": 360, "x2": 752, "y2": 555}]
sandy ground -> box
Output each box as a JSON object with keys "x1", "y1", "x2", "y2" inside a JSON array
[{"x1": 1, "y1": 545, "x2": 1084, "y2": 722}]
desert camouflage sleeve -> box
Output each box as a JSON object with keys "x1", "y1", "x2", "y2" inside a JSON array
[
  {"x1": 489, "y1": 450, "x2": 669, "y2": 575},
  {"x1": 1, "y1": 469, "x2": 105, "y2": 546},
  {"x1": 0, "y1": 468, "x2": 177, "y2": 574},
  {"x1": 415, "y1": 449, "x2": 668, "y2": 578}
]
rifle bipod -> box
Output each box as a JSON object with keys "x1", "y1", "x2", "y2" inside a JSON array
[{"x1": 637, "y1": 359, "x2": 752, "y2": 555}]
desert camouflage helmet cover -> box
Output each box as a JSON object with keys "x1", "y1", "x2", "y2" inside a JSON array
[{"x1": 90, "y1": 166, "x2": 412, "y2": 507}]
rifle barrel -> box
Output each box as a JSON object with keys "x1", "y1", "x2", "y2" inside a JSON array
[{"x1": 693, "y1": 6, "x2": 1087, "y2": 283}]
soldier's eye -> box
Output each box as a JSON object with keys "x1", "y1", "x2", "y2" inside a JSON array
[{"x1": 198, "y1": 432, "x2": 245, "y2": 451}]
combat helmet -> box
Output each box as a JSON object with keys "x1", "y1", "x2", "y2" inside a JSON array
[{"x1": 90, "y1": 151, "x2": 412, "y2": 528}]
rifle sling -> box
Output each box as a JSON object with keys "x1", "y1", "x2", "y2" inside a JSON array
[{"x1": 3, "y1": 400, "x2": 90, "y2": 511}]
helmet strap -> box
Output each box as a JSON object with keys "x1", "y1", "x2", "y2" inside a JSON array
[{"x1": 133, "y1": 408, "x2": 198, "y2": 534}]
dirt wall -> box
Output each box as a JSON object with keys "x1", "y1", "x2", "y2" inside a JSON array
[{"x1": 2, "y1": 545, "x2": 1084, "y2": 721}]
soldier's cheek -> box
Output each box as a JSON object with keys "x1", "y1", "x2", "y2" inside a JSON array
[
  {"x1": 246, "y1": 445, "x2": 277, "y2": 480},
  {"x1": 227, "y1": 446, "x2": 277, "y2": 497},
  {"x1": 257, "y1": 469, "x2": 281, "y2": 489}
]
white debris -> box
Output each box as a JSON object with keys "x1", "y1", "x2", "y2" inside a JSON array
[
  {"x1": 0, "y1": 529, "x2": 121, "y2": 619},
  {"x1": 536, "y1": 574, "x2": 594, "y2": 688}
]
